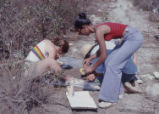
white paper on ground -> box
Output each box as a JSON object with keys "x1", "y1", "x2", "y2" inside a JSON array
[{"x1": 66, "y1": 91, "x2": 97, "y2": 110}]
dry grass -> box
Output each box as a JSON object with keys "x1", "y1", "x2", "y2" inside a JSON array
[
  {"x1": 133, "y1": 0, "x2": 159, "y2": 22},
  {"x1": 133, "y1": 0, "x2": 159, "y2": 11},
  {"x1": 0, "y1": 59, "x2": 67, "y2": 113},
  {"x1": 0, "y1": 0, "x2": 84, "y2": 58},
  {"x1": 0, "y1": 0, "x2": 88, "y2": 113}
]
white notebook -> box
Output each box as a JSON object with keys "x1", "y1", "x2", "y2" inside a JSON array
[{"x1": 66, "y1": 91, "x2": 97, "y2": 110}]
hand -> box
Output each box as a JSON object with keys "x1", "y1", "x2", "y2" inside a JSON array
[
  {"x1": 54, "y1": 65, "x2": 62, "y2": 75},
  {"x1": 83, "y1": 65, "x2": 94, "y2": 74},
  {"x1": 86, "y1": 74, "x2": 96, "y2": 81},
  {"x1": 52, "y1": 60, "x2": 62, "y2": 74},
  {"x1": 83, "y1": 58, "x2": 91, "y2": 66}
]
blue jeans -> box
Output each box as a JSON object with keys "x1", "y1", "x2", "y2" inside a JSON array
[
  {"x1": 90, "y1": 27, "x2": 143, "y2": 102},
  {"x1": 90, "y1": 49, "x2": 138, "y2": 84},
  {"x1": 94, "y1": 27, "x2": 143, "y2": 102}
]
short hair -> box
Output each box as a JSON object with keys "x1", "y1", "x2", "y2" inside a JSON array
[{"x1": 52, "y1": 38, "x2": 69, "y2": 53}]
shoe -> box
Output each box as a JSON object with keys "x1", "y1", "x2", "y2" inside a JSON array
[
  {"x1": 119, "y1": 94, "x2": 124, "y2": 99},
  {"x1": 98, "y1": 101, "x2": 112, "y2": 108}
]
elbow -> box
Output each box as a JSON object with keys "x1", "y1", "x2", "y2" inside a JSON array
[
  {"x1": 103, "y1": 55, "x2": 107, "y2": 60},
  {"x1": 101, "y1": 54, "x2": 106, "y2": 61}
]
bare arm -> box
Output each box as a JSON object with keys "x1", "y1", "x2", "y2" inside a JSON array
[
  {"x1": 92, "y1": 27, "x2": 108, "y2": 71},
  {"x1": 83, "y1": 53, "x2": 97, "y2": 65},
  {"x1": 89, "y1": 53, "x2": 97, "y2": 60},
  {"x1": 44, "y1": 40, "x2": 62, "y2": 73},
  {"x1": 45, "y1": 40, "x2": 57, "y2": 59}
]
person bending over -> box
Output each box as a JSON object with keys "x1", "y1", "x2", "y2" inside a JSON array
[{"x1": 74, "y1": 13, "x2": 143, "y2": 108}]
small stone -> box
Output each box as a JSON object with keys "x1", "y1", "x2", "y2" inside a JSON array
[
  {"x1": 97, "y1": 9, "x2": 102, "y2": 12},
  {"x1": 140, "y1": 74, "x2": 154, "y2": 80},
  {"x1": 69, "y1": 42, "x2": 74, "y2": 46},
  {"x1": 13, "y1": 76, "x2": 16, "y2": 80},
  {"x1": 136, "y1": 79, "x2": 143, "y2": 84},
  {"x1": 153, "y1": 72, "x2": 159, "y2": 79}
]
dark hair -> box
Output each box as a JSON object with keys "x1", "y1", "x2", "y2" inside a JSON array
[
  {"x1": 74, "y1": 13, "x2": 91, "y2": 30},
  {"x1": 53, "y1": 38, "x2": 69, "y2": 53}
]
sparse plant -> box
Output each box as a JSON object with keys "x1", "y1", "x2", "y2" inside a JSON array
[
  {"x1": 0, "y1": 0, "x2": 84, "y2": 113},
  {"x1": 133, "y1": 0, "x2": 159, "y2": 22}
]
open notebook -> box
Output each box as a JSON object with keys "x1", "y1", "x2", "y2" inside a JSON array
[{"x1": 66, "y1": 91, "x2": 97, "y2": 110}]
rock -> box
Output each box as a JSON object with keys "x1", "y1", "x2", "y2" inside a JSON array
[
  {"x1": 69, "y1": 42, "x2": 74, "y2": 46},
  {"x1": 136, "y1": 79, "x2": 143, "y2": 84},
  {"x1": 97, "y1": 9, "x2": 102, "y2": 12},
  {"x1": 140, "y1": 74, "x2": 154, "y2": 80},
  {"x1": 154, "y1": 35, "x2": 159, "y2": 41},
  {"x1": 12, "y1": 76, "x2": 16, "y2": 80},
  {"x1": 153, "y1": 72, "x2": 159, "y2": 79}
]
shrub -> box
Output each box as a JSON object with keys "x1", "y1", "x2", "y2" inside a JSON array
[
  {"x1": 0, "y1": 0, "x2": 81, "y2": 58},
  {"x1": 133, "y1": 0, "x2": 159, "y2": 22}
]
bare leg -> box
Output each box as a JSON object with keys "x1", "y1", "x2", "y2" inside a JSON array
[
  {"x1": 24, "y1": 58, "x2": 61, "y2": 79},
  {"x1": 35, "y1": 58, "x2": 62, "y2": 76}
]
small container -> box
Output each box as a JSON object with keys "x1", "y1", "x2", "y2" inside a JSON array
[{"x1": 67, "y1": 85, "x2": 74, "y2": 97}]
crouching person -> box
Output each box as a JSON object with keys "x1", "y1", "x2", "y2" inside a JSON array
[{"x1": 24, "y1": 38, "x2": 69, "y2": 78}]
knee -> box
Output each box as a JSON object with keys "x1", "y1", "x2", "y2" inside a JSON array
[
  {"x1": 45, "y1": 58, "x2": 57, "y2": 67},
  {"x1": 106, "y1": 61, "x2": 115, "y2": 68},
  {"x1": 106, "y1": 61, "x2": 120, "y2": 71}
]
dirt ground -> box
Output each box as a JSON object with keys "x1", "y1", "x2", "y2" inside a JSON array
[
  {"x1": 0, "y1": 0, "x2": 159, "y2": 114},
  {"x1": 60, "y1": 0, "x2": 159, "y2": 114}
]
